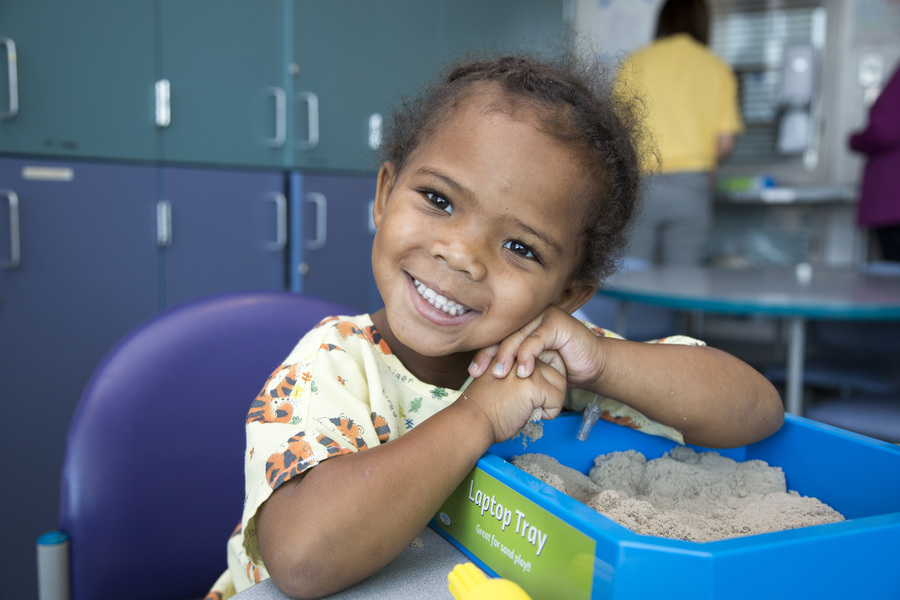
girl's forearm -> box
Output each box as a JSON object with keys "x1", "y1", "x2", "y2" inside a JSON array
[
  {"x1": 587, "y1": 339, "x2": 783, "y2": 448},
  {"x1": 257, "y1": 400, "x2": 493, "y2": 599}
]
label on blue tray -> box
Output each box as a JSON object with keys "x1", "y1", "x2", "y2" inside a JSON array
[{"x1": 435, "y1": 466, "x2": 595, "y2": 600}]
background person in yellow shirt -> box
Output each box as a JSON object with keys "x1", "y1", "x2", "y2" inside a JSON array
[{"x1": 617, "y1": 0, "x2": 743, "y2": 266}]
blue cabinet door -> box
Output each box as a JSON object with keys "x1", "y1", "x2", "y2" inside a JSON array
[
  {"x1": 0, "y1": 157, "x2": 159, "y2": 600},
  {"x1": 0, "y1": 0, "x2": 157, "y2": 161},
  {"x1": 289, "y1": 171, "x2": 377, "y2": 313},
  {"x1": 162, "y1": 166, "x2": 288, "y2": 308},
  {"x1": 369, "y1": 0, "x2": 446, "y2": 133},
  {"x1": 158, "y1": 0, "x2": 289, "y2": 168},
  {"x1": 290, "y1": 0, "x2": 377, "y2": 171},
  {"x1": 442, "y1": 0, "x2": 568, "y2": 60},
  {"x1": 369, "y1": 0, "x2": 568, "y2": 143}
]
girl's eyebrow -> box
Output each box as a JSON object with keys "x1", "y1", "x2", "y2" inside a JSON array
[
  {"x1": 415, "y1": 166, "x2": 564, "y2": 259},
  {"x1": 415, "y1": 167, "x2": 470, "y2": 198},
  {"x1": 513, "y1": 219, "x2": 564, "y2": 259}
]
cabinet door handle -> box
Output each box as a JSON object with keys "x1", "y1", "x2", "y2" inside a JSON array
[
  {"x1": 296, "y1": 91, "x2": 319, "y2": 150},
  {"x1": 305, "y1": 192, "x2": 327, "y2": 250},
  {"x1": 266, "y1": 192, "x2": 287, "y2": 251},
  {"x1": 0, "y1": 38, "x2": 18, "y2": 120},
  {"x1": 155, "y1": 79, "x2": 171, "y2": 127},
  {"x1": 267, "y1": 87, "x2": 286, "y2": 148},
  {"x1": 156, "y1": 200, "x2": 172, "y2": 247},
  {"x1": 368, "y1": 113, "x2": 382, "y2": 150},
  {"x1": 2, "y1": 190, "x2": 21, "y2": 269}
]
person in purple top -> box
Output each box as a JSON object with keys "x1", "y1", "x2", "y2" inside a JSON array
[{"x1": 850, "y1": 62, "x2": 900, "y2": 261}]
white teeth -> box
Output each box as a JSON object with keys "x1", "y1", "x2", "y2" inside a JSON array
[{"x1": 413, "y1": 279, "x2": 470, "y2": 316}]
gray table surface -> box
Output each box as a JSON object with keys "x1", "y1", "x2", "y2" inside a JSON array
[
  {"x1": 601, "y1": 266, "x2": 900, "y2": 319},
  {"x1": 232, "y1": 526, "x2": 469, "y2": 600},
  {"x1": 600, "y1": 266, "x2": 900, "y2": 415}
]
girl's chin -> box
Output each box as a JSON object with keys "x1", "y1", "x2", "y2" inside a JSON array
[
  {"x1": 393, "y1": 331, "x2": 468, "y2": 358},
  {"x1": 387, "y1": 321, "x2": 481, "y2": 359}
]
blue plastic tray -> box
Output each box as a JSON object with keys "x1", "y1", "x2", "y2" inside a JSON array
[{"x1": 432, "y1": 413, "x2": 900, "y2": 599}]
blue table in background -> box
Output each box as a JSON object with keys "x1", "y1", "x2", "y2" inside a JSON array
[{"x1": 599, "y1": 266, "x2": 900, "y2": 415}]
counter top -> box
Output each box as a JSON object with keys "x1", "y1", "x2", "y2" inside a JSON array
[{"x1": 715, "y1": 184, "x2": 855, "y2": 204}]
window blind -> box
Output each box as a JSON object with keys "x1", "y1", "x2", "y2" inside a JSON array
[{"x1": 709, "y1": 0, "x2": 826, "y2": 169}]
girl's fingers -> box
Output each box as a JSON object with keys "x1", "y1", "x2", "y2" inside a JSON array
[
  {"x1": 491, "y1": 314, "x2": 547, "y2": 378},
  {"x1": 468, "y1": 344, "x2": 500, "y2": 378},
  {"x1": 533, "y1": 359, "x2": 567, "y2": 420},
  {"x1": 537, "y1": 349, "x2": 566, "y2": 377},
  {"x1": 478, "y1": 307, "x2": 575, "y2": 380},
  {"x1": 513, "y1": 327, "x2": 560, "y2": 378}
]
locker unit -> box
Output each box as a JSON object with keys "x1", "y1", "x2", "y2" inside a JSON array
[{"x1": 0, "y1": 3, "x2": 567, "y2": 597}]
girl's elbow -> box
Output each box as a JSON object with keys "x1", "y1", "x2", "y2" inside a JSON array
[
  {"x1": 259, "y1": 519, "x2": 349, "y2": 598},
  {"x1": 766, "y1": 399, "x2": 786, "y2": 435},
  {"x1": 754, "y1": 383, "x2": 785, "y2": 440},
  {"x1": 268, "y1": 558, "x2": 351, "y2": 600}
]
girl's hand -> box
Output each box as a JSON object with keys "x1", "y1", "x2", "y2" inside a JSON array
[
  {"x1": 468, "y1": 306, "x2": 603, "y2": 388},
  {"x1": 458, "y1": 355, "x2": 567, "y2": 444}
]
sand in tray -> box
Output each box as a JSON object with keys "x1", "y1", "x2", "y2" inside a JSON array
[{"x1": 512, "y1": 446, "x2": 844, "y2": 542}]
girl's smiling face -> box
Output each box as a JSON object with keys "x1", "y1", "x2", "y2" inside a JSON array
[{"x1": 371, "y1": 94, "x2": 597, "y2": 383}]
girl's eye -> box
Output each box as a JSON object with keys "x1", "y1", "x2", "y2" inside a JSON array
[
  {"x1": 426, "y1": 192, "x2": 452, "y2": 215},
  {"x1": 503, "y1": 240, "x2": 539, "y2": 261}
]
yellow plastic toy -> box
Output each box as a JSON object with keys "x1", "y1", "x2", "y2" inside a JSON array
[{"x1": 448, "y1": 562, "x2": 533, "y2": 600}]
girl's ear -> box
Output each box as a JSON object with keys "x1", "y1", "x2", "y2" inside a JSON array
[
  {"x1": 553, "y1": 279, "x2": 598, "y2": 315},
  {"x1": 372, "y1": 162, "x2": 397, "y2": 229}
]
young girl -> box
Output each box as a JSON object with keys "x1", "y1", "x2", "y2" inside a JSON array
[{"x1": 207, "y1": 54, "x2": 783, "y2": 600}]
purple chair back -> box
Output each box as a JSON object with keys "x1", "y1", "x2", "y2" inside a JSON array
[{"x1": 59, "y1": 291, "x2": 351, "y2": 600}]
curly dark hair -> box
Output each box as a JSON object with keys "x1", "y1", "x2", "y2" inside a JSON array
[{"x1": 379, "y1": 52, "x2": 648, "y2": 285}]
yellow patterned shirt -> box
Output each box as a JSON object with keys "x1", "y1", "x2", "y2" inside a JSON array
[{"x1": 205, "y1": 314, "x2": 696, "y2": 599}]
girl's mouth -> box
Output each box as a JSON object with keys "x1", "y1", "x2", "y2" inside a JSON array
[{"x1": 413, "y1": 278, "x2": 471, "y2": 317}]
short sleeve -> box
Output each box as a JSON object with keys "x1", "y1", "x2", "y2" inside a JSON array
[
  {"x1": 563, "y1": 322, "x2": 707, "y2": 444},
  {"x1": 716, "y1": 63, "x2": 744, "y2": 135},
  {"x1": 236, "y1": 315, "x2": 458, "y2": 572},
  {"x1": 239, "y1": 317, "x2": 393, "y2": 564}
]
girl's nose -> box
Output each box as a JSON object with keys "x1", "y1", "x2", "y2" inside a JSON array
[{"x1": 430, "y1": 234, "x2": 487, "y2": 281}]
